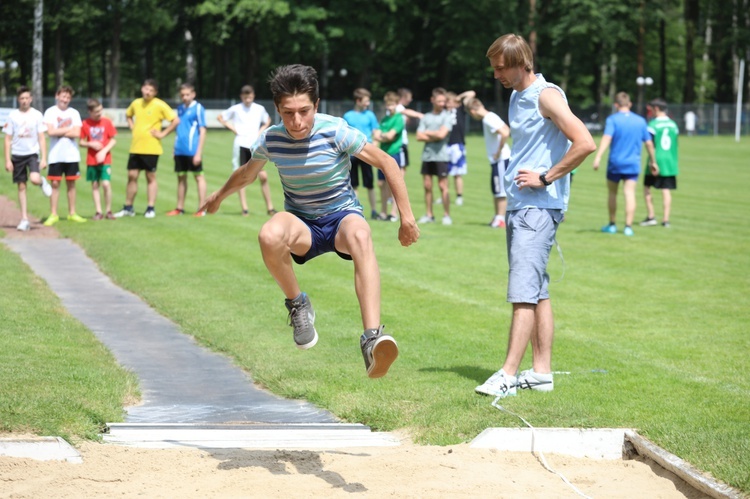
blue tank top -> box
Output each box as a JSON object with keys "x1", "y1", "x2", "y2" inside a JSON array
[{"x1": 505, "y1": 74, "x2": 572, "y2": 211}]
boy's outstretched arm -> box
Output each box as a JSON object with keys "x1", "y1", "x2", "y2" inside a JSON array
[{"x1": 201, "y1": 158, "x2": 267, "y2": 214}]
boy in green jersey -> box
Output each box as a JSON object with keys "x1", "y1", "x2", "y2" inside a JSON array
[
  {"x1": 376, "y1": 91, "x2": 405, "y2": 221},
  {"x1": 640, "y1": 99, "x2": 679, "y2": 228}
]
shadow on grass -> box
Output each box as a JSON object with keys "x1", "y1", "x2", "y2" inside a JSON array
[{"x1": 418, "y1": 365, "x2": 493, "y2": 384}]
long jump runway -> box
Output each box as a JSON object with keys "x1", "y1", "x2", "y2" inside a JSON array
[{"x1": 3, "y1": 238, "x2": 399, "y2": 449}]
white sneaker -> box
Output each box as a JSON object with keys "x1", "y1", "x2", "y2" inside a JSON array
[
  {"x1": 442, "y1": 215, "x2": 452, "y2": 225},
  {"x1": 516, "y1": 369, "x2": 554, "y2": 392},
  {"x1": 418, "y1": 215, "x2": 435, "y2": 224},
  {"x1": 144, "y1": 209, "x2": 156, "y2": 219},
  {"x1": 490, "y1": 216, "x2": 506, "y2": 228},
  {"x1": 434, "y1": 197, "x2": 442, "y2": 205},
  {"x1": 40, "y1": 177, "x2": 52, "y2": 197},
  {"x1": 455, "y1": 196, "x2": 464, "y2": 206},
  {"x1": 113, "y1": 207, "x2": 135, "y2": 218},
  {"x1": 476, "y1": 369, "x2": 517, "y2": 398},
  {"x1": 16, "y1": 219, "x2": 30, "y2": 231}
]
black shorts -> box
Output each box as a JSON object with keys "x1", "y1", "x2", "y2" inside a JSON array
[
  {"x1": 644, "y1": 175, "x2": 677, "y2": 190},
  {"x1": 11, "y1": 154, "x2": 40, "y2": 184},
  {"x1": 420, "y1": 161, "x2": 449, "y2": 178},
  {"x1": 350, "y1": 157, "x2": 374, "y2": 189},
  {"x1": 174, "y1": 155, "x2": 203, "y2": 174},
  {"x1": 239, "y1": 147, "x2": 252, "y2": 166},
  {"x1": 48, "y1": 162, "x2": 81, "y2": 181},
  {"x1": 128, "y1": 154, "x2": 159, "y2": 172},
  {"x1": 400, "y1": 144, "x2": 409, "y2": 168}
]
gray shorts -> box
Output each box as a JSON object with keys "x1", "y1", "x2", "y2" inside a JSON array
[{"x1": 506, "y1": 208, "x2": 563, "y2": 304}]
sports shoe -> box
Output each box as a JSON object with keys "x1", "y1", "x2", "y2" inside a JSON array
[
  {"x1": 601, "y1": 223, "x2": 617, "y2": 234},
  {"x1": 16, "y1": 219, "x2": 30, "y2": 231},
  {"x1": 43, "y1": 214, "x2": 59, "y2": 226},
  {"x1": 360, "y1": 325, "x2": 398, "y2": 379},
  {"x1": 284, "y1": 293, "x2": 318, "y2": 350},
  {"x1": 194, "y1": 210, "x2": 206, "y2": 217},
  {"x1": 92, "y1": 212, "x2": 104, "y2": 221},
  {"x1": 242, "y1": 209, "x2": 249, "y2": 217},
  {"x1": 166, "y1": 208, "x2": 184, "y2": 216},
  {"x1": 662, "y1": 221, "x2": 671, "y2": 228},
  {"x1": 623, "y1": 226, "x2": 634, "y2": 237},
  {"x1": 268, "y1": 209, "x2": 278, "y2": 216},
  {"x1": 475, "y1": 369, "x2": 517, "y2": 398},
  {"x1": 114, "y1": 207, "x2": 135, "y2": 218},
  {"x1": 455, "y1": 196, "x2": 464, "y2": 206},
  {"x1": 371, "y1": 210, "x2": 380, "y2": 220},
  {"x1": 144, "y1": 209, "x2": 156, "y2": 219},
  {"x1": 516, "y1": 369, "x2": 554, "y2": 392},
  {"x1": 106, "y1": 211, "x2": 116, "y2": 220},
  {"x1": 639, "y1": 217, "x2": 657, "y2": 226},
  {"x1": 490, "y1": 216, "x2": 506, "y2": 229},
  {"x1": 442, "y1": 215, "x2": 453, "y2": 225},
  {"x1": 418, "y1": 215, "x2": 435, "y2": 224},
  {"x1": 67, "y1": 213, "x2": 87, "y2": 223},
  {"x1": 434, "y1": 197, "x2": 442, "y2": 205},
  {"x1": 40, "y1": 176, "x2": 52, "y2": 197}
]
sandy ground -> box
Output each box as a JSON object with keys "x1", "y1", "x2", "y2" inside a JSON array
[
  {"x1": 0, "y1": 432, "x2": 710, "y2": 499},
  {"x1": 0, "y1": 197, "x2": 708, "y2": 497}
]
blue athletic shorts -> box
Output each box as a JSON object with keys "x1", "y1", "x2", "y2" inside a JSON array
[
  {"x1": 506, "y1": 208, "x2": 563, "y2": 304},
  {"x1": 291, "y1": 210, "x2": 364, "y2": 265},
  {"x1": 606, "y1": 172, "x2": 639, "y2": 183},
  {"x1": 448, "y1": 143, "x2": 467, "y2": 176}
]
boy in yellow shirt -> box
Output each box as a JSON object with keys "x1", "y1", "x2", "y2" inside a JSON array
[{"x1": 114, "y1": 79, "x2": 179, "y2": 218}]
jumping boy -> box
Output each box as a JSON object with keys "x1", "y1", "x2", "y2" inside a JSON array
[
  {"x1": 79, "y1": 98, "x2": 117, "y2": 220},
  {"x1": 202, "y1": 65, "x2": 419, "y2": 378},
  {"x1": 2, "y1": 85, "x2": 51, "y2": 231},
  {"x1": 43, "y1": 85, "x2": 85, "y2": 225}
]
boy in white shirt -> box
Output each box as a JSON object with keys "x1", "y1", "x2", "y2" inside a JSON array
[
  {"x1": 468, "y1": 97, "x2": 511, "y2": 228},
  {"x1": 2, "y1": 86, "x2": 52, "y2": 231},
  {"x1": 43, "y1": 85, "x2": 85, "y2": 225},
  {"x1": 217, "y1": 85, "x2": 276, "y2": 216}
]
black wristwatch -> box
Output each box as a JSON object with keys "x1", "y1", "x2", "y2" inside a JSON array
[{"x1": 539, "y1": 173, "x2": 552, "y2": 186}]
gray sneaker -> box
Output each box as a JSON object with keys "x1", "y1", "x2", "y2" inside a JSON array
[
  {"x1": 516, "y1": 369, "x2": 554, "y2": 392},
  {"x1": 360, "y1": 326, "x2": 398, "y2": 378},
  {"x1": 16, "y1": 219, "x2": 30, "y2": 232},
  {"x1": 285, "y1": 293, "x2": 318, "y2": 350},
  {"x1": 113, "y1": 207, "x2": 135, "y2": 218}
]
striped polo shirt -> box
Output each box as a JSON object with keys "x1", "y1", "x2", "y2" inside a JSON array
[{"x1": 252, "y1": 114, "x2": 367, "y2": 219}]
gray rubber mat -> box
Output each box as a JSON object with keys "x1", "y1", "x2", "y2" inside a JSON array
[{"x1": 3, "y1": 238, "x2": 336, "y2": 424}]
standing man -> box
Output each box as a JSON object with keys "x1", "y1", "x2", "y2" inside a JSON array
[
  {"x1": 217, "y1": 85, "x2": 276, "y2": 216},
  {"x1": 343, "y1": 88, "x2": 380, "y2": 219},
  {"x1": 3, "y1": 85, "x2": 51, "y2": 231},
  {"x1": 43, "y1": 85, "x2": 86, "y2": 226},
  {"x1": 446, "y1": 90, "x2": 475, "y2": 207},
  {"x1": 167, "y1": 83, "x2": 207, "y2": 216},
  {"x1": 640, "y1": 98, "x2": 678, "y2": 228},
  {"x1": 202, "y1": 65, "x2": 419, "y2": 379},
  {"x1": 114, "y1": 79, "x2": 179, "y2": 219},
  {"x1": 475, "y1": 34, "x2": 596, "y2": 398},
  {"x1": 416, "y1": 87, "x2": 453, "y2": 225},
  {"x1": 592, "y1": 91, "x2": 656, "y2": 236}
]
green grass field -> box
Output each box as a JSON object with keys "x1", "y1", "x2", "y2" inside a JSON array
[{"x1": 1, "y1": 129, "x2": 748, "y2": 491}]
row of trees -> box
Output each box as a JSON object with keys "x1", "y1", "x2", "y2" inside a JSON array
[{"x1": 0, "y1": 0, "x2": 749, "y2": 108}]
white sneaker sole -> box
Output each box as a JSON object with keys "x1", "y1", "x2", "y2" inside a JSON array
[
  {"x1": 367, "y1": 336, "x2": 398, "y2": 379},
  {"x1": 295, "y1": 330, "x2": 318, "y2": 350}
]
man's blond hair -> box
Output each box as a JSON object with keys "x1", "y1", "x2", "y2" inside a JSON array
[
  {"x1": 467, "y1": 97, "x2": 484, "y2": 111},
  {"x1": 486, "y1": 34, "x2": 534, "y2": 72},
  {"x1": 383, "y1": 91, "x2": 399, "y2": 105}
]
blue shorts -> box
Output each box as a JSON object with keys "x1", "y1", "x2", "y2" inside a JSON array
[
  {"x1": 448, "y1": 143, "x2": 467, "y2": 176},
  {"x1": 606, "y1": 172, "x2": 639, "y2": 183},
  {"x1": 291, "y1": 210, "x2": 364, "y2": 265},
  {"x1": 506, "y1": 208, "x2": 563, "y2": 304}
]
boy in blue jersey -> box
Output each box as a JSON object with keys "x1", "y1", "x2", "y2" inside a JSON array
[
  {"x1": 168, "y1": 83, "x2": 207, "y2": 216},
  {"x1": 343, "y1": 88, "x2": 381, "y2": 219},
  {"x1": 202, "y1": 65, "x2": 420, "y2": 378},
  {"x1": 592, "y1": 92, "x2": 657, "y2": 236}
]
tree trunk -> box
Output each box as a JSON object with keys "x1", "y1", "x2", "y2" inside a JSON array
[
  {"x1": 109, "y1": 11, "x2": 121, "y2": 108},
  {"x1": 636, "y1": 0, "x2": 646, "y2": 115},
  {"x1": 32, "y1": 0, "x2": 43, "y2": 110},
  {"x1": 699, "y1": 14, "x2": 712, "y2": 102},
  {"x1": 528, "y1": 0, "x2": 537, "y2": 71},
  {"x1": 659, "y1": 15, "x2": 667, "y2": 98},
  {"x1": 609, "y1": 53, "x2": 618, "y2": 105},
  {"x1": 54, "y1": 27, "x2": 63, "y2": 89},
  {"x1": 683, "y1": 0, "x2": 698, "y2": 103}
]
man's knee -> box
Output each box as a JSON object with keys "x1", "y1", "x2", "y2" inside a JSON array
[{"x1": 258, "y1": 221, "x2": 286, "y2": 249}]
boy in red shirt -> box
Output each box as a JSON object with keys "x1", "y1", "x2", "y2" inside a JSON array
[{"x1": 79, "y1": 99, "x2": 117, "y2": 219}]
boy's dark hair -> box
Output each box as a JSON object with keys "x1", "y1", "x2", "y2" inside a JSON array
[
  {"x1": 648, "y1": 98, "x2": 668, "y2": 111},
  {"x1": 17, "y1": 85, "x2": 31, "y2": 97},
  {"x1": 353, "y1": 88, "x2": 371, "y2": 101},
  {"x1": 180, "y1": 83, "x2": 195, "y2": 92},
  {"x1": 268, "y1": 65, "x2": 319, "y2": 107},
  {"x1": 240, "y1": 85, "x2": 255, "y2": 95},
  {"x1": 397, "y1": 88, "x2": 412, "y2": 98},
  {"x1": 87, "y1": 98, "x2": 102, "y2": 111},
  {"x1": 143, "y1": 79, "x2": 159, "y2": 92},
  {"x1": 57, "y1": 85, "x2": 75, "y2": 96}
]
